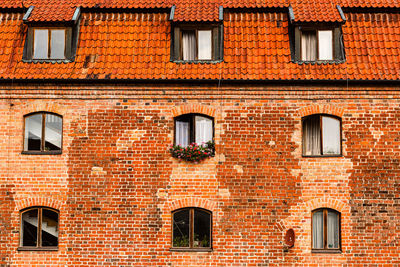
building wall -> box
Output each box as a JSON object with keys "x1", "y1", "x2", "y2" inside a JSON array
[{"x1": 0, "y1": 84, "x2": 399, "y2": 266}]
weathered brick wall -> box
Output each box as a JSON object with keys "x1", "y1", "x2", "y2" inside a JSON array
[{"x1": 0, "y1": 84, "x2": 399, "y2": 266}]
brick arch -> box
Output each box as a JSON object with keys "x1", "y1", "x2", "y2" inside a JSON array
[
  {"x1": 23, "y1": 102, "x2": 66, "y2": 117},
  {"x1": 306, "y1": 197, "x2": 348, "y2": 214},
  {"x1": 298, "y1": 104, "x2": 345, "y2": 118},
  {"x1": 15, "y1": 197, "x2": 65, "y2": 211},
  {"x1": 171, "y1": 104, "x2": 217, "y2": 119},
  {"x1": 164, "y1": 197, "x2": 216, "y2": 213}
]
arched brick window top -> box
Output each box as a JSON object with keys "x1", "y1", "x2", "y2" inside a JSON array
[
  {"x1": 174, "y1": 113, "x2": 214, "y2": 147},
  {"x1": 171, "y1": 207, "x2": 212, "y2": 251},
  {"x1": 312, "y1": 208, "x2": 341, "y2": 253},
  {"x1": 19, "y1": 206, "x2": 59, "y2": 251},
  {"x1": 302, "y1": 114, "x2": 341, "y2": 157},
  {"x1": 23, "y1": 112, "x2": 63, "y2": 154}
]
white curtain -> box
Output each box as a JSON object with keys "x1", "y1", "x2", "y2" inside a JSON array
[
  {"x1": 318, "y1": 30, "x2": 333, "y2": 60},
  {"x1": 327, "y1": 210, "x2": 339, "y2": 249},
  {"x1": 198, "y1": 30, "x2": 212, "y2": 60},
  {"x1": 195, "y1": 116, "x2": 213, "y2": 145},
  {"x1": 312, "y1": 210, "x2": 324, "y2": 249},
  {"x1": 322, "y1": 116, "x2": 340, "y2": 155},
  {"x1": 301, "y1": 32, "x2": 317, "y2": 61},
  {"x1": 182, "y1": 31, "x2": 196, "y2": 61},
  {"x1": 303, "y1": 116, "x2": 321, "y2": 155},
  {"x1": 176, "y1": 121, "x2": 189, "y2": 147}
]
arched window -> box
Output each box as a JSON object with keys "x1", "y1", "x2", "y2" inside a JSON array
[
  {"x1": 172, "y1": 208, "x2": 212, "y2": 250},
  {"x1": 24, "y1": 112, "x2": 62, "y2": 153},
  {"x1": 302, "y1": 114, "x2": 341, "y2": 156},
  {"x1": 175, "y1": 114, "x2": 213, "y2": 147},
  {"x1": 312, "y1": 208, "x2": 341, "y2": 251},
  {"x1": 20, "y1": 207, "x2": 59, "y2": 249}
]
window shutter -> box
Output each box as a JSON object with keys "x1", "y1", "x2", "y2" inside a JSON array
[
  {"x1": 334, "y1": 27, "x2": 344, "y2": 61},
  {"x1": 23, "y1": 27, "x2": 34, "y2": 60},
  {"x1": 172, "y1": 27, "x2": 181, "y2": 61},
  {"x1": 294, "y1": 27, "x2": 301, "y2": 61},
  {"x1": 212, "y1": 26, "x2": 220, "y2": 60},
  {"x1": 65, "y1": 28, "x2": 73, "y2": 60}
]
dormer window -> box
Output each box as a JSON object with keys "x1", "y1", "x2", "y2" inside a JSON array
[
  {"x1": 172, "y1": 25, "x2": 223, "y2": 62},
  {"x1": 292, "y1": 26, "x2": 345, "y2": 63},
  {"x1": 33, "y1": 29, "x2": 66, "y2": 59}
]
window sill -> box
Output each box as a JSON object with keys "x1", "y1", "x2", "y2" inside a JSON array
[
  {"x1": 311, "y1": 249, "x2": 342, "y2": 254},
  {"x1": 294, "y1": 60, "x2": 345, "y2": 65},
  {"x1": 22, "y1": 150, "x2": 62, "y2": 155},
  {"x1": 22, "y1": 59, "x2": 73, "y2": 64},
  {"x1": 302, "y1": 154, "x2": 342, "y2": 158},
  {"x1": 172, "y1": 59, "x2": 223, "y2": 64},
  {"x1": 18, "y1": 247, "x2": 59, "y2": 251},
  {"x1": 170, "y1": 248, "x2": 213, "y2": 252}
]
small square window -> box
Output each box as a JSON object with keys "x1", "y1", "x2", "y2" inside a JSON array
[
  {"x1": 312, "y1": 208, "x2": 341, "y2": 252},
  {"x1": 301, "y1": 30, "x2": 333, "y2": 61},
  {"x1": 24, "y1": 112, "x2": 62, "y2": 153},
  {"x1": 172, "y1": 25, "x2": 223, "y2": 62},
  {"x1": 20, "y1": 207, "x2": 59, "y2": 250},
  {"x1": 172, "y1": 208, "x2": 212, "y2": 250},
  {"x1": 302, "y1": 114, "x2": 341, "y2": 156},
  {"x1": 175, "y1": 114, "x2": 213, "y2": 147},
  {"x1": 33, "y1": 29, "x2": 66, "y2": 60}
]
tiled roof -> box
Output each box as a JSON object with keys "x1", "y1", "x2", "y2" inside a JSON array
[{"x1": 0, "y1": 10, "x2": 399, "y2": 81}]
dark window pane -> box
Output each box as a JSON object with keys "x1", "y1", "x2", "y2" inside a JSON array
[
  {"x1": 303, "y1": 116, "x2": 321, "y2": 155},
  {"x1": 41, "y1": 209, "x2": 59, "y2": 246},
  {"x1": 25, "y1": 114, "x2": 42, "y2": 151},
  {"x1": 173, "y1": 209, "x2": 190, "y2": 247},
  {"x1": 33, "y1": 29, "x2": 48, "y2": 59},
  {"x1": 50, "y1": 30, "x2": 65, "y2": 59},
  {"x1": 22, "y1": 209, "x2": 38, "y2": 247},
  {"x1": 322, "y1": 116, "x2": 340, "y2": 155},
  {"x1": 312, "y1": 210, "x2": 324, "y2": 249},
  {"x1": 44, "y1": 114, "x2": 62, "y2": 151},
  {"x1": 193, "y1": 209, "x2": 211, "y2": 248}
]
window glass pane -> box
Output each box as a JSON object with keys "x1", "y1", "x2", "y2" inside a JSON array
[
  {"x1": 173, "y1": 209, "x2": 190, "y2": 247},
  {"x1": 322, "y1": 116, "x2": 340, "y2": 155},
  {"x1": 41, "y1": 209, "x2": 59, "y2": 247},
  {"x1": 44, "y1": 114, "x2": 62, "y2": 151},
  {"x1": 312, "y1": 210, "x2": 324, "y2": 249},
  {"x1": 22, "y1": 209, "x2": 38, "y2": 247},
  {"x1": 195, "y1": 116, "x2": 213, "y2": 145},
  {"x1": 193, "y1": 209, "x2": 211, "y2": 248},
  {"x1": 198, "y1": 30, "x2": 212, "y2": 60},
  {"x1": 301, "y1": 31, "x2": 316, "y2": 61},
  {"x1": 182, "y1": 31, "x2": 196, "y2": 61},
  {"x1": 318, "y1": 30, "x2": 333, "y2": 60},
  {"x1": 25, "y1": 114, "x2": 42, "y2": 151},
  {"x1": 50, "y1": 30, "x2": 65, "y2": 59},
  {"x1": 176, "y1": 119, "x2": 190, "y2": 147},
  {"x1": 303, "y1": 116, "x2": 321, "y2": 155},
  {"x1": 33, "y1": 29, "x2": 49, "y2": 59},
  {"x1": 327, "y1": 210, "x2": 339, "y2": 249}
]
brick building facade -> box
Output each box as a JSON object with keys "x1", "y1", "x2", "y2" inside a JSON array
[{"x1": 0, "y1": 0, "x2": 400, "y2": 266}]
